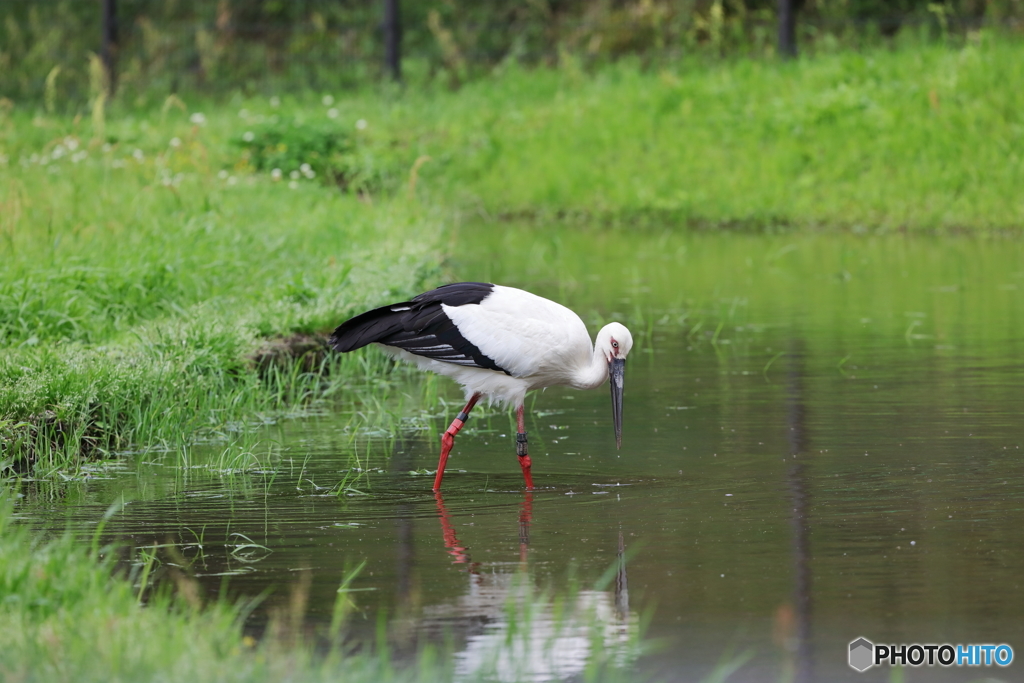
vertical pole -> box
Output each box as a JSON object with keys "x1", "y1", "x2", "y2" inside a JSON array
[
  {"x1": 101, "y1": 0, "x2": 119, "y2": 94},
  {"x1": 778, "y1": 0, "x2": 797, "y2": 59},
  {"x1": 383, "y1": 0, "x2": 402, "y2": 81}
]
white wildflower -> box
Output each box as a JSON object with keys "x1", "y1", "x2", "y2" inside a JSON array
[
  {"x1": 189, "y1": 112, "x2": 207, "y2": 125},
  {"x1": 290, "y1": 170, "x2": 300, "y2": 180},
  {"x1": 65, "y1": 137, "x2": 79, "y2": 151},
  {"x1": 321, "y1": 95, "x2": 335, "y2": 106},
  {"x1": 300, "y1": 163, "x2": 312, "y2": 173},
  {"x1": 303, "y1": 169, "x2": 316, "y2": 179},
  {"x1": 288, "y1": 180, "x2": 298, "y2": 189},
  {"x1": 227, "y1": 176, "x2": 237, "y2": 186},
  {"x1": 270, "y1": 168, "x2": 282, "y2": 181},
  {"x1": 52, "y1": 145, "x2": 66, "y2": 159},
  {"x1": 102, "y1": 143, "x2": 112, "y2": 153},
  {"x1": 132, "y1": 149, "x2": 144, "y2": 161},
  {"x1": 327, "y1": 108, "x2": 339, "y2": 119},
  {"x1": 355, "y1": 119, "x2": 368, "y2": 130},
  {"x1": 71, "y1": 150, "x2": 88, "y2": 163},
  {"x1": 169, "y1": 137, "x2": 182, "y2": 148},
  {"x1": 112, "y1": 159, "x2": 126, "y2": 168},
  {"x1": 217, "y1": 170, "x2": 229, "y2": 179},
  {"x1": 242, "y1": 131, "x2": 255, "y2": 143}
]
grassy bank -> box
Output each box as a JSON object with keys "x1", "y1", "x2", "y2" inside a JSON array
[
  {"x1": 0, "y1": 109, "x2": 443, "y2": 472},
  {"x1": 413, "y1": 34, "x2": 1024, "y2": 231}
]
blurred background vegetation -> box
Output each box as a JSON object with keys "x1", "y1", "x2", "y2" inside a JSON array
[{"x1": 3, "y1": 0, "x2": 1024, "y2": 105}]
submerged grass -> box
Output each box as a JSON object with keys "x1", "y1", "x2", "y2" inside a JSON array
[
  {"x1": 0, "y1": 492, "x2": 438, "y2": 683},
  {"x1": 0, "y1": 491, "x2": 650, "y2": 683},
  {"x1": 0, "y1": 495, "x2": 324, "y2": 681}
]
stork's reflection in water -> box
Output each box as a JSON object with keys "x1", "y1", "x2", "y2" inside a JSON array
[{"x1": 422, "y1": 492, "x2": 638, "y2": 682}]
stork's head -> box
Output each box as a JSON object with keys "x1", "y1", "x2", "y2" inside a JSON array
[{"x1": 596, "y1": 323, "x2": 633, "y2": 450}]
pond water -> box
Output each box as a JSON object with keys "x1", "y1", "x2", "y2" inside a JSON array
[{"x1": 17, "y1": 226, "x2": 1024, "y2": 682}]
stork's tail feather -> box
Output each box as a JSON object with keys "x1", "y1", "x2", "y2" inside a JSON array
[
  {"x1": 329, "y1": 283, "x2": 504, "y2": 373},
  {"x1": 329, "y1": 302, "x2": 413, "y2": 352}
]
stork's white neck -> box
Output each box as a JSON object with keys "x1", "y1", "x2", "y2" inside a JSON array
[
  {"x1": 572, "y1": 344, "x2": 610, "y2": 390},
  {"x1": 569, "y1": 322, "x2": 633, "y2": 391}
]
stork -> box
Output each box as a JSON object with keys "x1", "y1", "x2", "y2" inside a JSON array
[{"x1": 329, "y1": 282, "x2": 633, "y2": 490}]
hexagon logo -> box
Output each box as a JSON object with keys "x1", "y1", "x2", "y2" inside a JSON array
[{"x1": 849, "y1": 637, "x2": 874, "y2": 672}]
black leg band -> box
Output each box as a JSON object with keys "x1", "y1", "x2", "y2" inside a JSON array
[
  {"x1": 516, "y1": 432, "x2": 528, "y2": 456},
  {"x1": 456, "y1": 411, "x2": 470, "y2": 422}
]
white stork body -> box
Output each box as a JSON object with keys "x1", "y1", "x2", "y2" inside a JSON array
[
  {"x1": 384, "y1": 285, "x2": 611, "y2": 408},
  {"x1": 330, "y1": 282, "x2": 633, "y2": 490}
]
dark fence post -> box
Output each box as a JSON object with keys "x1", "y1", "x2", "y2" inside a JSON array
[
  {"x1": 383, "y1": 0, "x2": 402, "y2": 81},
  {"x1": 101, "y1": 0, "x2": 119, "y2": 94},
  {"x1": 778, "y1": 0, "x2": 797, "y2": 58}
]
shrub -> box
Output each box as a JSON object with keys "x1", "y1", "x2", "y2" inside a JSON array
[{"x1": 233, "y1": 117, "x2": 405, "y2": 195}]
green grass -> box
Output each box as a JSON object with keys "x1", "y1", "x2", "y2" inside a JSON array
[
  {"x1": 413, "y1": 33, "x2": 1024, "y2": 231},
  {"x1": 0, "y1": 104, "x2": 446, "y2": 472}
]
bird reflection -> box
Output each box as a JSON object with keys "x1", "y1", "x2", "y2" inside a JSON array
[
  {"x1": 435, "y1": 492, "x2": 478, "y2": 570},
  {"x1": 428, "y1": 492, "x2": 638, "y2": 681},
  {"x1": 434, "y1": 490, "x2": 535, "y2": 571}
]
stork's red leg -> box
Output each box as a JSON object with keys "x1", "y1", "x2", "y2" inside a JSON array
[
  {"x1": 433, "y1": 393, "x2": 481, "y2": 491},
  {"x1": 516, "y1": 404, "x2": 534, "y2": 490}
]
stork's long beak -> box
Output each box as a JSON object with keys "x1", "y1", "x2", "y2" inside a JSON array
[{"x1": 609, "y1": 357, "x2": 625, "y2": 449}]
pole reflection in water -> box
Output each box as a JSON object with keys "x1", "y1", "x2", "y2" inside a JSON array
[
  {"x1": 428, "y1": 493, "x2": 639, "y2": 682},
  {"x1": 393, "y1": 437, "x2": 419, "y2": 644},
  {"x1": 775, "y1": 343, "x2": 814, "y2": 683},
  {"x1": 615, "y1": 530, "x2": 629, "y2": 620}
]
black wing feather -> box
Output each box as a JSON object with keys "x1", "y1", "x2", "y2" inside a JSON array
[{"x1": 329, "y1": 283, "x2": 510, "y2": 374}]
